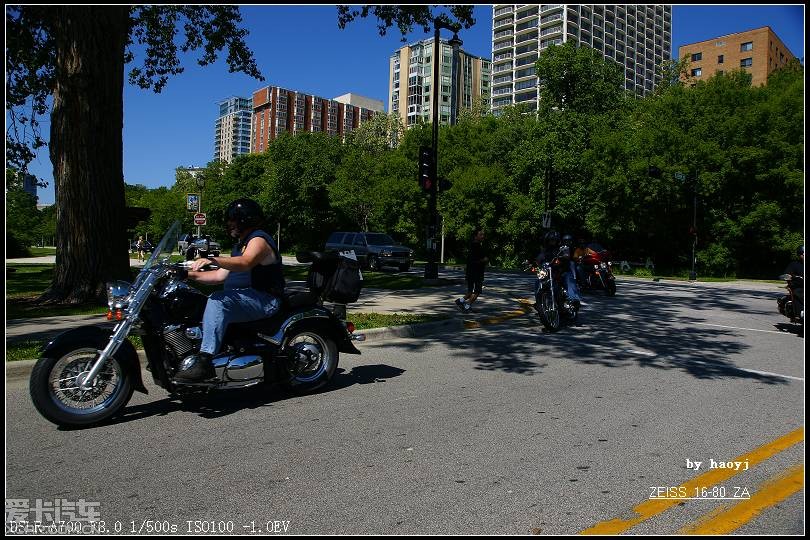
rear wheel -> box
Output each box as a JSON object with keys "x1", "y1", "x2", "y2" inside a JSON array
[
  {"x1": 537, "y1": 290, "x2": 561, "y2": 332},
  {"x1": 30, "y1": 346, "x2": 134, "y2": 428},
  {"x1": 281, "y1": 331, "x2": 339, "y2": 393}
]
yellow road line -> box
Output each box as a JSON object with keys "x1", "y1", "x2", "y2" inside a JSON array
[
  {"x1": 679, "y1": 463, "x2": 804, "y2": 534},
  {"x1": 463, "y1": 302, "x2": 532, "y2": 329},
  {"x1": 580, "y1": 427, "x2": 804, "y2": 535}
]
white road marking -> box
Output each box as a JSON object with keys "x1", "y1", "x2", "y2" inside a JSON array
[{"x1": 694, "y1": 322, "x2": 799, "y2": 335}]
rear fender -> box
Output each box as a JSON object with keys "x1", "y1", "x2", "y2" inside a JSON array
[
  {"x1": 261, "y1": 308, "x2": 361, "y2": 354},
  {"x1": 42, "y1": 326, "x2": 147, "y2": 394}
]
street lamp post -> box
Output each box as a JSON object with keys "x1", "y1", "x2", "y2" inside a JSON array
[
  {"x1": 689, "y1": 180, "x2": 698, "y2": 281},
  {"x1": 195, "y1": 175, "x2": 205, "y2": 238},
  {"x1": 426, "y1": 18, "x2": 462, "y2": 281},
  {"x1": 675, "y1": 170, "x2": 698, "y2": 281}
]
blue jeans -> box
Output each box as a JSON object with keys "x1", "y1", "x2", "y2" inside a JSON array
[{"x1": 200, "y1": 289, "x2": 280, "y2": 355}]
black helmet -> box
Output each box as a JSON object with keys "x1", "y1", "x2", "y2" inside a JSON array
[
  {"x1": 544, "y1": 230, "x2": 560, "y2": 247},
  {"x1": 225, "y1": 198, "x2": 264, "y2": 233},
  {"x1": 561, "y1": 233, "x2": 574, "y2": 247}
]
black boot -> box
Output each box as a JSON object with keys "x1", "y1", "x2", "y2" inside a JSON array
[{"x1": 175, "y1": 352, "x2": 215, "y2": 382}]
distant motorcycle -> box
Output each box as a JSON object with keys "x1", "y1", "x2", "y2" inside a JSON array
[
  {"x1": 525, "y1": 250, "x2": 579, "y2": 332},
  {"x1": 777, "y1": 273, "x2": 803, "y2": 328},
  {"x1": 29, "y1": 221, "x2": 364, "y2": 428},
  {"x1": 576, "y1": 243, "x2": 617, "y2": 296}
]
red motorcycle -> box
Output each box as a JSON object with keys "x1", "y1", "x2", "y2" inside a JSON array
[{"x1": 576, "y1": 242, "x2": 617, "y2": 296}]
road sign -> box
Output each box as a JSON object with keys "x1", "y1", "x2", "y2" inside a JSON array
[
  {"x1": 193, "y1": 213, "x2": 206, "y2": 226},
  {"x1": 674, "y1": 172, "x2": 686, "y2": 181},
  {"x1": 187, "y1": 193, "x2": 200, "y2": 212}
]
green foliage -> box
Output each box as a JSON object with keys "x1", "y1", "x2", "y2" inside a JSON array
[
  {"x1": 108, "y1": 54, "x2": 803, "y2": 280},
  {"x1": 336, "y1": 5, "x2": 476, "y2": 40}
]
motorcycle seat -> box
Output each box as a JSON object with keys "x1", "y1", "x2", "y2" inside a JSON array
[{"x1": 283, "y1": 291, "x2": 319, "y2": 310}]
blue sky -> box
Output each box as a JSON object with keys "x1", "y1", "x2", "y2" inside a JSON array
[{"x1": 25, "y1": 4, "x2": 805, "y2": 205}]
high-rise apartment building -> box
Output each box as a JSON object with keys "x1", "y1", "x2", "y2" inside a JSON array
[
  {"x1": 214, "y1": 97, "x2": 252, "y2": 163},
  {"x1": 491, "y1": 5, "x2": 672, "y2": 114},
  {"x1": 389, "y1": 37, "x2": 491, "y2": 127},
  {"x1": 678, "y1": 26, "x2": 796, "y2": 87},
  {"x1": 251, "y1": 86, "x2": 382, "y2": 153}
]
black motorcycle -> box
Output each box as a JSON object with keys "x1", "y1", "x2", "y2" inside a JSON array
[
  {"x1": 777, "y1": 273, "x2": 803, "y2": 328},
  {"x1": 29, "y1": 221, "x2": 364, "y2": 428},
  {"x1": 526, "y1": 250, "x2": 579, "y2": 332}
]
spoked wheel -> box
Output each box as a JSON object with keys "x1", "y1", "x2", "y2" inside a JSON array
[
  {"x1": 30, "y1": 347, "x2": 133, "y2": 428},
  {"x1": 537, "y1": 290, "x2": 561, "y2": 332},
  {"x1": 282, "y1": 331, "x2": 339, "y2": 393}
]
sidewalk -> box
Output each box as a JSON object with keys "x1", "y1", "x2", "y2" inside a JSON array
[{"x1": 5, "y1": 284, "x2": 528, "y2": 345}]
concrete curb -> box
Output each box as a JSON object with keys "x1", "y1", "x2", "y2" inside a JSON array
[{"x1": 357, "y1": 318, "x2": 465, "y2": 341}]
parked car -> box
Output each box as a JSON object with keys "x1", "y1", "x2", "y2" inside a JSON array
[
  {"x1": 177, "y1": 234, "x2": 221, "y2": 259},
  {"x1": 325, "y1": 232, "x2": 414, "y2": 271}
]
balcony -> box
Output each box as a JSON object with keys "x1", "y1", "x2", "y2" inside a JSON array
[
  {"x1": 494, "y1": 29, "x2": 513, "y2": 39},
  {"x1": 494, "y1": 6, "x2": 513, "y2": 17},
  {"x1": 494, "y1": 15, "x2": 513, "y2": 29},
  {"x1": 493, "y1": 38, "x2": 513, "y2": 51},
  {"x1": 516, "y1": 7, "x2": 539, "y2": 21}
]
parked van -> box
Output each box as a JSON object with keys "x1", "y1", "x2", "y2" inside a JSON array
[{"x1": 325, "y1": 232, "x2": 414, "y2": 271}]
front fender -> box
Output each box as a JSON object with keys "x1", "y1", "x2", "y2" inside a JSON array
[{"x1": 42, "y1": 326, "x2": 148, "y2": 394}]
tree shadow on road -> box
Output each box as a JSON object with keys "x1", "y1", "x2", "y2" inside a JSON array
[{"x1": 377, "y1": 281, "x2": 796, "y2": 385}]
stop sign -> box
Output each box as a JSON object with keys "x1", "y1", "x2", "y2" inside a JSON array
[{"x1": 193, "y1": 213, "x2": 206, "y2": 225}]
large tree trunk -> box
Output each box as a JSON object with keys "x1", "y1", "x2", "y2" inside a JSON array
[{"x1": 41, "y1": 6, "x2": 131, "y2": 304}]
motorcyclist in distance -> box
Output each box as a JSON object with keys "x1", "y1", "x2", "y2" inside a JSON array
[
  {"x1": 783, "y1": 245, "x2": 804, "y2": 308},
  {"x1": 534, "y1": 230, "x2": 582, "y2": 309}
]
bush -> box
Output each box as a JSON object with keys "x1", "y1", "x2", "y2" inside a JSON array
[{"x1": 6, "y1": 233, "x2": 30, "y2": 258}]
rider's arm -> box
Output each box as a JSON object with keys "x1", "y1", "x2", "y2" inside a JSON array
[{"x1": 193, "y1": 236, "x2": 275, "y2": 276}]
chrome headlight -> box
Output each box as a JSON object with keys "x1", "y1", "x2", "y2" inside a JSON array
[
  {"x1": 538, "y1": 269, "x2": 549, "y2": 280},
  {"x1": 107, "y1": 280, "x2": 132, "y2": 309},
  {"x1": 600, "y1": 262, "x2": 608, "y2": 270}
]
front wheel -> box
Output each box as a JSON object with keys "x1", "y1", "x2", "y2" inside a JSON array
[
  {"x1": 536, "y1": 289, "x2": 561, "y2": 332},
  {"x1": 30, "y1": 346, "x2": 134, "y2": 428},
  {"x1": 605, "y1": 278, "x2": 617, "y2": 296},
  {"x1": 281, "y1": 331, "x2": 339, "y2": 393}
]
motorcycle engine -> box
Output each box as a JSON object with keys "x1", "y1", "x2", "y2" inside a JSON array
[{"x1": 163, "y1": 326, "x2": 201, "y2": 360}]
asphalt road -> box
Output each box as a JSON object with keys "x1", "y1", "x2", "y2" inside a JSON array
[{"x1": 5, "y1": 279, "x2": 804, "y2": 535}]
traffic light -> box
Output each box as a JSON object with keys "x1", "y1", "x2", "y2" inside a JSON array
[{"x1": 418, "y1": 146, "x2": 434, "y2": 192}]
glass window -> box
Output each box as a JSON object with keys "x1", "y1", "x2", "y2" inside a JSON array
[
  {"x1": 740, "y1": 41, "x2": 753, "y2": 52},
  {"x1": 717, "y1": 55, "x2": 724, "y2": 64},
  {"x1": 342, "y1": 233, "x2": 355, "y2": 245},
  {"x1": 691, "y1": 52, "x2": 702, "y2": 61},
  {"x1": 740, "y1": 57, "x2": 753, "y2": 68}
]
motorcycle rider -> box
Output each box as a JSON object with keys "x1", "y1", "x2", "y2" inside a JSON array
[
  {"x1": 535, "y1": 230, "x2": 582, "y2": 309},
  {"x1": 174, "y1": 198, "x2": 285, "y2": 382},
  {"x1": 783, "y1": 245, "x2": 804, "y2": 308}
]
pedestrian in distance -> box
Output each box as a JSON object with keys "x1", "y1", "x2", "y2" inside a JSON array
[
  {"x1": 136, "y1": 235, "x2": 146, "y2": 262},
  {"x1": 455, "y1": 228, "x2": 489, "y2": 313}
]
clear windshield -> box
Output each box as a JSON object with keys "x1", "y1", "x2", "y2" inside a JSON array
[
  {"x1": 143, "y1": 221, "x2": 181, "y2": 272},
  {"x1": 366, "y1": 233, "x2": 396, "y2": 246}
]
